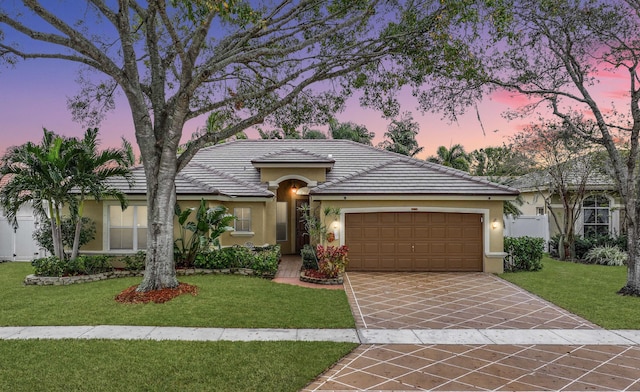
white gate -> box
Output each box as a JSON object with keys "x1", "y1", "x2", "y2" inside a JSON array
[
  {"x1": 0, "y1": 207, "x2": 45, "y2": 261},
  {"x1": 503, "y1": 214, "x2": 550, "y2": 251}
]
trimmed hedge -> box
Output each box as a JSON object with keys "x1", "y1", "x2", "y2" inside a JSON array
[
  {"x1": 504, "y1": 236, "x2": 544, "y2": 272},
  {"x1": 32, "y1": 255, "x2": 113, "y2": 277},
  {"x1": 194, "y1": 245, "x2": 281, "y2": 276}
]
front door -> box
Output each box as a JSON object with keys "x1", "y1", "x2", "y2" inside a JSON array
[{"x1": 295, "y1": 199, "x2": 310, "y2": 253}]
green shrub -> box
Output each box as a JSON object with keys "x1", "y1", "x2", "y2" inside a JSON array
[
  {"x1": 31, "y1": 255, "x2": 114, "y2": 276},
  {"x1": 504, "y1": 236, "x2": 544, "y2": 272},
  {"x1": 251, "y1": 245, "x2": 281, "y2": 276},
  {"x1": 80, "y1": 255, "x2": 113, "y2": 275},
  {"x1": 123, "y1": 251, "x2": 146, "y2": 271},
  {"x1": 584, "y1": 246, "x2": 628, "y2": 266},
  {"x1": 193, "y1": 245, "x2": 280, "y2": 276},
  {"x1": 32, "y1": 217, "x2": 96, "y2": 257},
  {"x1": 575, "y1": 234, "x2": 628, "y2": 260},
  {"x1": 32, "y1": 257, "x2": 65, "y2": 277},
  {"x1": 300, "y1": 244, "x2": 318, "y2": 270}
]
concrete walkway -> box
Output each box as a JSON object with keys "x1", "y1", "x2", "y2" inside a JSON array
[{"x1": 2, "y1": 325, "x2": 640, "y2": 345}]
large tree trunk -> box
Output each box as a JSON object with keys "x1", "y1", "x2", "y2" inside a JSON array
[
  {"x1": 136, "y1": 160, "x2": 179, "y2": 292},
  {"x1": 619, "y1": 212, "x2": 640, "y2": 295}
]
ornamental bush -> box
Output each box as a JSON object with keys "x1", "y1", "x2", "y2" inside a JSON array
[
  {"x1": 31, "y1": 254, "x2": 114, "y2": 276},
  {"x1": 584, "y1": 246, "x2": 628, "y2": 266},
  {"x1": 316, "y1": 245, "x2": 348, "y2": 278},
  {"x1": 193, "y1": 244, "x2": 280, "y2": 276},
  {"x1": 31, "y1": 256, "x2": 65, "y2": 277},
  {"x1": 504, "y1": 236, "x2": 544, "y2": 272}
]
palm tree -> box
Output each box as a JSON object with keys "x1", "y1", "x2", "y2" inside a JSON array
[
  {"x1": 0, "y1": 128, "x2": 134, "y2": 260},
  {"x1": 378, "y1": 113, "x2": 424, "y2": 157},
  {"x1": 428, "y1": 144, "x2": 471, "y2": 172},
  {"x1": 0, "y1": 129, "x2": 76, "y2": 258},
  {"x1": 329, "y1": 119, "x2": 375, "y2": 145},
  {"x1": 68, "y1": 128, "x2": 134, "y2": 259}
]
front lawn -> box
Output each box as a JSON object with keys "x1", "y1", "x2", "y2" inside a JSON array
[
  {"x1": 500, "y1": 256, "x2": 640, "y2": 329},
  {"x1": 0, "y1": 262, "x2": 354, "y2": 328},
  {"x1": 0, "y1": 340, "x2": 356, "y2": 392}
]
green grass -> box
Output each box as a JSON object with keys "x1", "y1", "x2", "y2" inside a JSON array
[
  {"x1": 500, "y1": 256, "x2": 640, "y2": 329},
  {"x1": 0, "y1": 262, "x2": 354, "y2": 328},
  {"x1": 0, "y1": 340, "x2": 356, "y2": 391}
]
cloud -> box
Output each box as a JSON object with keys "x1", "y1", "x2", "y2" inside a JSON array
[
  {"x1": 489, "y1": 90, "x2": 532, "y2": 107},
  {"x1": 604, "y1": 90, "x2": 629, "y2": 100}
]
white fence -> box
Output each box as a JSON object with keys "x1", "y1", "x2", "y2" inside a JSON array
[
  {"x1": 503, "y1": 214, "x2": 550, "y2": 251},
  {"x1": 0, "y1": 207, "x2": 46, "y2": 261}
]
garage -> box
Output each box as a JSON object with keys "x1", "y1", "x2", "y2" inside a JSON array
[{"x1": 344, "y1": 212, "x2": 483, "y2": 272}]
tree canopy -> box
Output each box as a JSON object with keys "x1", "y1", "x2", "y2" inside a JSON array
[
  {"x1": 400, "y1": 0, "x2": 640, "y2": 294},
  {"x1": 0, "y1": 1, "x2": 468, "y2": 291}
]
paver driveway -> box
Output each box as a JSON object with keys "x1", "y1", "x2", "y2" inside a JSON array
[
  {"x1": 344, "y1": 272, "x2": 597, "y2": 330},
  {"x1": 304, "y1": 272, "x2": 640, "y2": 391}
]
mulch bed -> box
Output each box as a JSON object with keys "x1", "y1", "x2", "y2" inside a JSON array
[{"x1": 115, "y1": 282, "x2": 198, "y2": 304}]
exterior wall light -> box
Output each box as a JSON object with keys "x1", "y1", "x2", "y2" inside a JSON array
[
  {"x1": 332, "y1": 221, "x2": 340, "y2": 240},
  {"x1": 491, "y1": 218, "x2": 500, "y2": 230}
]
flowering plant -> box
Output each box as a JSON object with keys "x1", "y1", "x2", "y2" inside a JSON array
[{"x1": 316, "y1": 245, "x2": 349, "y2": 278}]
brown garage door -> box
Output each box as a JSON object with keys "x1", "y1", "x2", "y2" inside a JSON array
[{"x1": 345, "y1": 212, "x2": 483, "y2": 272}]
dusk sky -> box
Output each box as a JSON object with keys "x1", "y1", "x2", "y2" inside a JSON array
[
  {"x1": 0, "y1": 58, "x2": 530, "y2": 160},
  {"x1": 0, "y1": 4, "x2": 630, "y2": 161}
]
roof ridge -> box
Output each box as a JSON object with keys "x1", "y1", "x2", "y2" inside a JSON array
[
  {"x1": 313, "y1": 158, "x2": 401, "y2": 191},
  {"x1": 405, "y1": 157, "x2": 520, "y2": 193},
  {"x1": 251, "y1": 146, "x2": 334, "y2": 162},
  {"x1": 186, "y1": 161, "x2": 272, "y2": 196}
]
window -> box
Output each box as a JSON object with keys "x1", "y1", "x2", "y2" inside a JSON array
[
  {"x1": 583, "y1": 195, "x2": 610, "y2": 237},
  {"x1": 276, "y1": 202, "x2": 288, "y2": 241},
  {"x1": 109, "y1": 205, "x2": 147, "y2": 250},
  {"x1": 536, "y1": 207, "x2": 545, "y2": 216},
  {"x1": 234, "y1": 207, "x2": 252, "y2": 232}
]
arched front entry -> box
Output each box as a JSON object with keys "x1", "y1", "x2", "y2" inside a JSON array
[{"x1": 275, "y1": 178, "x2": 309, "y2": 254}]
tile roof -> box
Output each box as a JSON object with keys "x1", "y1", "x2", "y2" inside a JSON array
[
  {"x1": 508, "y1": 153, "x2": 616, "y2": 191},
  {"x1": 251, "y1": 148, "x2": 335, "y2": 165},
  {"x1": 312, "y1": 157, "x2": 517, "y2": 195},
  {"x1": 184, "y1": 139, "x2": 518, "y2": 198}
]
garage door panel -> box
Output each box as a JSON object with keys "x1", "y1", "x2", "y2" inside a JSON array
[
  {"x1": 363, "y1": 227, "x2": 381, "y2": 238},
  {"x1": 346, "y1": 212, "x2": 483, "y2": 272},
  {"x1": 428, "y1": 227, "x2": 447, "y2": 238},
  {"x1": 396, "y1": 213, "x2": 413, "y2": 224},
  {"x1": 379, "y1": 227, "x2": 397, "y2": 239},
  {"x1": 396, "y1": 257, "x2": 413, "y2": 270},
  {"x1": 397, "y1": 227, "x2": 413, "y2": 238},
  {"x1": 379, "y1": 213, "x2": 397, "y2": 224}
]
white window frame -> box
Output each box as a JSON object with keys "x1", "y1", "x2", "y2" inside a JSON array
[
  {"x1": 233, "y1": 207, "x2": 252, "y2": 232},
  {"x1": 581, "y1": 194, "x2": 611, "y2": 237},
  {"x1": 104, "y1": 203, "x2": 148, "y2": 252}
]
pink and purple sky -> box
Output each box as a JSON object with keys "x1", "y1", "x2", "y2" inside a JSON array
[
  {"x1": 0, "y1": 57, "x2": 629, "y2": 161},
  {"x1": 0, "y1": 59, "x2": 524, "y2": 160}
]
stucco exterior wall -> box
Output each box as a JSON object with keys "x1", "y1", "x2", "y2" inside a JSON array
[
  {"x1": 517, "y1": 191, "x2": 548, "y2": 216},
  {"x1": 82, "y1": 200, "x2": 105, "y2": 251},
  {"x1": 216, "y1": 201, "x2": 270, "y2": 246}
]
